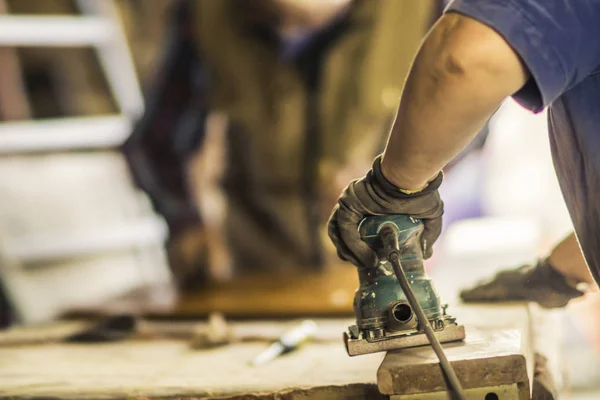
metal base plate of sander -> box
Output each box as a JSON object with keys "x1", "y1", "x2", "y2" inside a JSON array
[{"x1": 344, "y1": 317, "x2": 466, "y2": 356}]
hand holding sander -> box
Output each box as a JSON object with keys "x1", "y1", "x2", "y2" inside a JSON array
[{"x1": 344, "y1": 215, "x2": 467, "y2": 398}]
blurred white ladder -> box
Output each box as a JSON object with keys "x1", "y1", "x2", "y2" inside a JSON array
[
  {"x1": 0, "y1": 0, "x2": 172, "y2": 323},
  {"x1": 0, "y1": 0, "x2": 143, "y2": 152}
]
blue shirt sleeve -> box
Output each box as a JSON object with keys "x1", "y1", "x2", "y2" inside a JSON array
[{"x1": 446, "y1": 0, "x2": 600, "y2": 112}]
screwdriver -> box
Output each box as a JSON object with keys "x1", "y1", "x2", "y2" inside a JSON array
[{"x1": 249, "y1": 320, "x2": 318, "y2": 366}]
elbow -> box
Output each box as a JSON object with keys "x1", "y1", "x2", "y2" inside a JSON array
[
  {"x1": 426, "y1": 13, "x2": 530, "y2": 94},
  {"x1": 435, "y1": 50, "x2": 470, "y2": 81},
  {"x1": 432, "y1": 48, "x2": 496, "y2": 89}
]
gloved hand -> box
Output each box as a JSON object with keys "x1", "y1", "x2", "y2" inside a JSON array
[
  {"x1": 460, "y1": 258, "x2": 585, "y2": 308},
  {"x1": 328, "y1": 155, "x2": 444, "y2": 268}
]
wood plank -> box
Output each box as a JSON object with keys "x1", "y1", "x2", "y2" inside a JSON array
[
  {"x1": 378, "y1": 329, "x2": 530, "y2": 399},
  {"x1": 378, "y1": 304, "x2": 534, "y2": 398},
  {"x1": 0, "y1": 319, "x2": 384, "y2": 400},
  {"x1": 0, "y1": 309, "x2": 564, "y2": 400},
  {"x1": 377, "y1": 304, "x2": 565, "y2": 399}
]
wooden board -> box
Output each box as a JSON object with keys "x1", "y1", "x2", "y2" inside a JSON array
[
  {"x1": 378, "y1": 329, "x2": 530, "y2": 399},
  {"x1": 0, "y1": 319, "x2": 384, "y2": 400},
  {"x1": 0, "y1": 308, "x2": 564, "y2": 400},
  {"x1": 429, "y1": 254, "x2": 566, "y2": 399},
  {"x1": 377, "y1": 304, "x2": 565, "y2": 399}
]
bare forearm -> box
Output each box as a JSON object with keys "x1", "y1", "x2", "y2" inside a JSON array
[
  {"x1": 381, "y1": 13, "x2": 530, "y2": 190},
  {"x1": 549, "y1": 232, "x2": 595, "y2": 285}
]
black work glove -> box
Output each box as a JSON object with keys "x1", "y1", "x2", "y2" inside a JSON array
[{"x1": 328, "y1": 155, "x2": 444, "y2": 268}]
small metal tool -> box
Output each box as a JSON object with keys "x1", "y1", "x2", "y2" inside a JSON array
[{"x1": 249, "y1": 320, "x2": 318, "y2": 367}]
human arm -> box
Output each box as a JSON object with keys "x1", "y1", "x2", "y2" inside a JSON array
[
  {"x1": 329, "y1": 0, "x2": 600, "y2": 268},
  {"x1": 460, "y1": 232, "x2": 593, "y2": 308},
  {"x1": 327, "y1": 11, "x2": 529, "y2": 268},
  {"x1": 382, "y1": 0, "x2": 600, "y2": 189},
  {"x1": 122, "y1": 0, "x2": 209, "y2": 236},
  {"x1": 380, "y1": 12, "x2": 529, "y2": 190},
  {"x1": 548, "y1": 232, "x2": 594, "y2": 285}
]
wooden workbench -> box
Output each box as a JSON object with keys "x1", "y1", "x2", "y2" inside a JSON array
[
  {"x1": 0, "y1": 318, "x2": 383, "y2": 400},
  {"x1": 0, "y1": 303, "x2": 564, "y2": 400},
  {"x1": 1, "y1": 249, "x2": 568, "y2": 400}
]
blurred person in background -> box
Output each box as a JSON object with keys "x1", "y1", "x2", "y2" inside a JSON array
[
  {"x1": 122, "y1": 0, "x2": 447, "y2": 288},
  {"x1": 326, "y1": 0, "x2": 600, "y2": 312}
]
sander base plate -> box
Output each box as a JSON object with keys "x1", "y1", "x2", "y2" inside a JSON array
[{"x1": 344, "y1": 324, "x2": 466, "y2": 356}]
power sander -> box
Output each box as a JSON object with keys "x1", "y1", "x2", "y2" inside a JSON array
[{"x1": 344, "y1": 215, "x2": 466, "y2": 356}]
